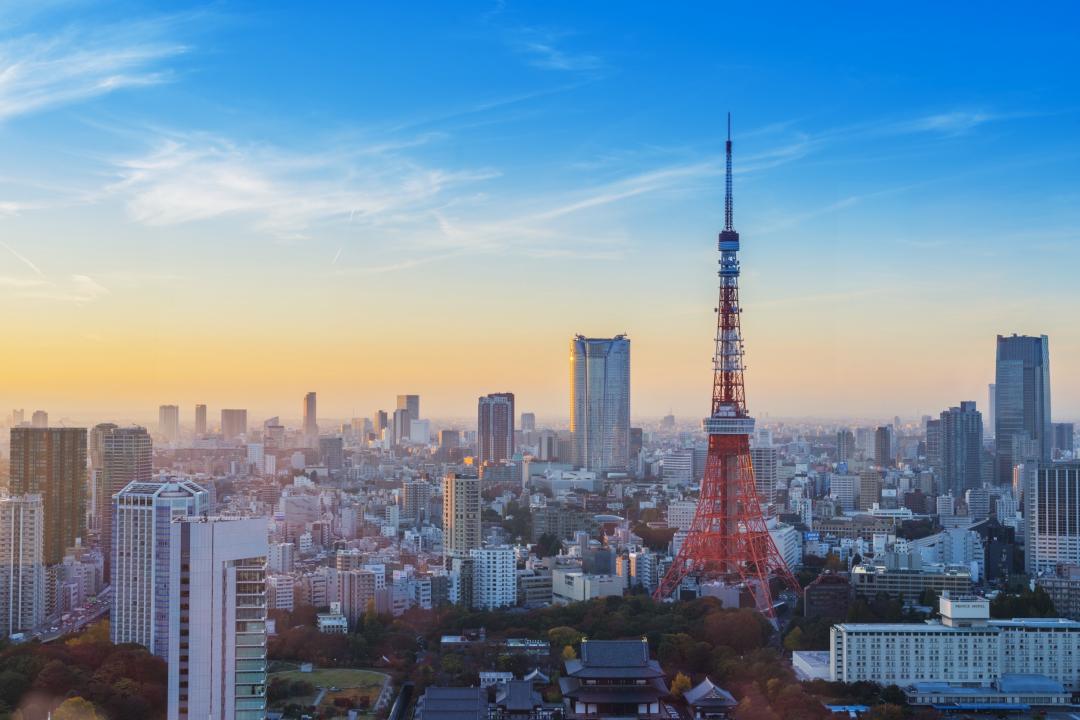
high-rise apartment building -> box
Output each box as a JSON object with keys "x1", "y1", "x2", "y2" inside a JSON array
[
  {"x1": 221, "y1": 408, "x2": 248, "y2": 441},
  {"x1": 443, "y1": 473, "x2": 481, "y2": 556},
  {"x1": 478, "y1": 393, "x2": 515, "y2": 465},
  {"x1": 303, "y1": 392, "x2": 317, "y2": 443},
  {"x1": 10, "y1": 427, "x2": 87, "y2": 565},
  {"x1": 95, "y1": 425, "x2": 153, "y2": 579},
  {"x1": 924, "y1": 418, "x2": 942, "y2": 471},
  {"x1": 0, "y1": 495, "x2": 45, "y2": 638},
  {"x1": 112, "y1": 479, "x2": 208, "y2": 657},
  {"x1": 570, "y1": 334, "x2": 631, "y2": 472},
  {"x1": 995, "y1": 334, "x2": 1052, "y2": 484},
  {"x1": 874, "y1": 425, "x2": 894, "y2": 468},
  {"x1": 402, "y1": 479, "x2": 433, "y2": 525},
  {"x1": 10, "y1": 409, "x2": 24, "y2": 426},
  {"x1": 158, "y1": 405, "x2": 180, "y2": 443},
  {"x1": 858, "y1": 470, "x2": 882, "y2": 511},
  {"x1": 167, "y1": 516, "x2": 267, "y2": 720},
  {"x1": 836, "y1": 429, "x2": 855, "y2": 463},
  {"x1": 1026, "y1": 463, "x2": 1080, "y2": 576},
  {"x1": 319, "y1": 436, "x2": 344, "y2": 473},
  {"x1": 31, "y1": 411, "x2": 48, "y2": 428},
  {"x1": 194, "y1": 404, "x2": 207, "y2": 436},
  {"x1": 750, "y1": 444, "x2": 779, "y2": 507},
  {"x1": 520, "y1": 412, "x2": 536, "y2": 433},
  {"x1": 470, "y1": 547, "x2": 516, "y2": 610},
  {"x1": 940, "y1": 402, "x2": 983, "y2": 498}
]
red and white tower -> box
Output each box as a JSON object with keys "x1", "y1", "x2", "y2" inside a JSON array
[{"x1": 655, "y1": 115, "x2": 800, "y2": 618}]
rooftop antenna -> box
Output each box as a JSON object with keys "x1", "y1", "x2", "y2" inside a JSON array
[{"x1": 724, "y1": 112, "x2": 734, "y2": 233}]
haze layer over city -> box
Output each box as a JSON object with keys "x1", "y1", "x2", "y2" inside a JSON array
[{"x1": 1, "y1": 3, "x2": 1079, "y2": 720}]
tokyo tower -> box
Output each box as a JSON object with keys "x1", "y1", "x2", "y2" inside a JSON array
[{"x1": 655, "y1": 115, "x2": 801, "y2": 618}]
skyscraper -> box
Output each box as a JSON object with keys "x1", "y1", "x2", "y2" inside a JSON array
[
  {"x1": 1026, "y1": 463, "x2": 1080, "y2": 575},
  {"x1": 96, "y1": 425, "x2": 153, "y2": 579},
  {"x1": 10, "y1": 427, "x2": 87, "y2": 565},
  {"x1": 303, "y1": 392, "x2": 318, "y2": 443},
  {"x1": 986, "y1": 384, "x2": 995, "y2": 439},
  {"x1": 221, "y1": 408, "x2": 248, "y2": 441},
  {"x1": 836, "y1": 428, "x2": 855, "y2": 463},
  {"x1": 372, "y1": 410, "x2": 388, "y2": 437},
  {"x1": 111, "y1": 479, "x2": 208, "y2": 657},
  {"x1": 477, "y1": 392, "x2": 515, "y2": 465},
  {"x1": 749, "y1": 444, "x2": 779, "y2": 508},
  {"x1": 925, "y1": 419, "x2": 942, "y2": 470},
  {"x1": 570, "y1": 334, "x2": 631, "y2": 472},
  {"x1": 391, "y1": 408, "x2": 410, "y2": 446},
  {"x1": 443, "y1": 473, "x2": 481, "y2": 556},
  {"x1": 874, "y1": 425, "x2": 894, "y2": 468},
  {"x1": 0, "y1": 495, "x2": 45, "y2": 638},
  {"x1": 30, "y1": 410, "x2": 48, "y2": 428},
  {"x1": 520, "y1": 412, "x2": 536, "y2": 433},
  {"x1": 158, "y1": 405, "x2": 180, "y2": 443},
  {"x1": 194, "y1": 404, "x2": 207, "y2": 436},
  {"x1": 995, "y1": 334, "x2": 1052, "y2": 484},
  {"x1": 167, "y1": 516, "x2": 267, "y2": 720},
  {"x1": 940, "y1": 402, "x2": 983, "y2": 497},
  {"x1": 1053, "y1": 423, "x2": 1075, "y2": 458},
  {"x1": 397, "y1": 394, "x2": 420, "y2": 425}
]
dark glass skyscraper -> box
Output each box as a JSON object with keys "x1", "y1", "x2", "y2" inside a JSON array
[
  {"x1": 940, "y1": 401, "x2": 983, "y2": 497},
  {"x1": 995, "y1": 334, "x2": 1051, "y2": 484}
]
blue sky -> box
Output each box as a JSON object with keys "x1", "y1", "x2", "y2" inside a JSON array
[{"x1": 1, "y1": 1, "x2": 1079, "y2": 423}]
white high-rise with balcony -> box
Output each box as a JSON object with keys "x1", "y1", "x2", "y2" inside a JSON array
[
  {"x1": 0, "y1": 495, "x2": 45, "y2": 638},
  {"x1": 167, "y1": 516, "x2": 267, "y2": 720}
]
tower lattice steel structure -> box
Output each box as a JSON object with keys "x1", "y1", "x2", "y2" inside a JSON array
[{"x1": 655, "y1": 115, "x2": 801, "y2": 617}]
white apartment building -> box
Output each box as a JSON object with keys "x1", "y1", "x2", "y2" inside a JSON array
[
  {"x1": 551, "y1": 568, "x2": 626, "y2": 605},
  {"x1": 167, "y1": 516, "x2": 267, "y2": 720},
  {"x1": 266, "y1": 574, "x2": 295, "y2": 612},
  {"x1": 831, "y1": 594, "x2": 1080, "y2": 691},
  {"x1": 666, "y1": 500, "x2": 697, "y2": 531},
  {"x1": 267, "y1": 542, "x2": 295, "y2": 575},
  {"x1": 470, "y1": 547, "x2": 516, "y2": 610},
  {"x1": 112, "y1": 479, "x2": 208, "y2": 657},
  {"x1": 0, "y1": 495, "x2": 44, "y2": 638}
]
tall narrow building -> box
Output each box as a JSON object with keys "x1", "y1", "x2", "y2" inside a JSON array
[
  {"x1": 167, "y1": 516, "x2": 267, "y2": 720},
  {"x1": 570, "y1": 335, "x2": 631, "y2": 472},
  {"x1": 96, "y1": 425, "x2": 153, "y2": 579},
  {"x1": 1026, "y1": 463, "x2": 1080, "y2": 575},
  {"x1": 477, "y1": 393, "x2": 515, "y2": 465},
  {"x1": 111, "y1": 479, "x2": 208, "y2": 656},
  {"x1": 995, "y1": 334, "x2": 1051, "y2": 484},
  {"x1": 194, "y1": 404, "x2": 207, "y2": 436},
  {"x1": 0, "y1": 495, "x2": 45, "y2": 638},
  {"x1": 874, "y1": 425, "x2": 894, "y2": 468},
  {"x1": 158, "y1": 405, "x2": 180, "y2": 443},
  {"x1": 10, "y1": 427, "x2": 87, "y2": 566},
  {"x1": 303, "y1": 392, "x2": 318, "y2": 443},
  {"x1": 443, "y1": 473, "x2": 481, "y2": 557},
  {"x1": 940, "y1": 402, "x2": 983, "y2": 498},
  {"x1": 221, "y1": 409, "x2": 248, "y2": 441},
  {"x1": 397, "y1": 394, "x2": 420, "y2": 425}
]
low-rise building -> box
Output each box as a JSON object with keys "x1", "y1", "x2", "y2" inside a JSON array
[{"x1": 830, "y1": 594, "x2": 1080, "y2": 693}]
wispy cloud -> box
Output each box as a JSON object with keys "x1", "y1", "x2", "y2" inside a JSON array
[
  {"x1": 109, "y1": 134, "x2": 499, "y2": 235},
  {"x1": 0, "y1": 273, "x2": 109, "y2": 304},
  {"x1": 0, "y1": 15, "x2": 188, "y2": 121},
  {"x1": 507, "y1": 27, "x2": 604, "y2": 74},
  {"x1": 888, "y1": 111, "x2": 998, "y2": 137},
  {"x1": 0, "y1": 239, "x2": 44, "y2": 275}
]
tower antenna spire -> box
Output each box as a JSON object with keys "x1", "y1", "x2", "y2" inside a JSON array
[{"x1": 724, "y1": 112, "x2": 734, "y2": 232}]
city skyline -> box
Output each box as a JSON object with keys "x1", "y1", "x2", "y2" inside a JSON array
[{"x1": 1, "y1": 2, "x2": 1079, "y2": 420}]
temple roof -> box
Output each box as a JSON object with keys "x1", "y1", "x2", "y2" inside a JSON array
[
  {"x1": 683, "y1": 678, "x2": 737, "y2": 708},
  {"x1": 565, "y1": 639, "x2": 665, "y2": 679}
]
